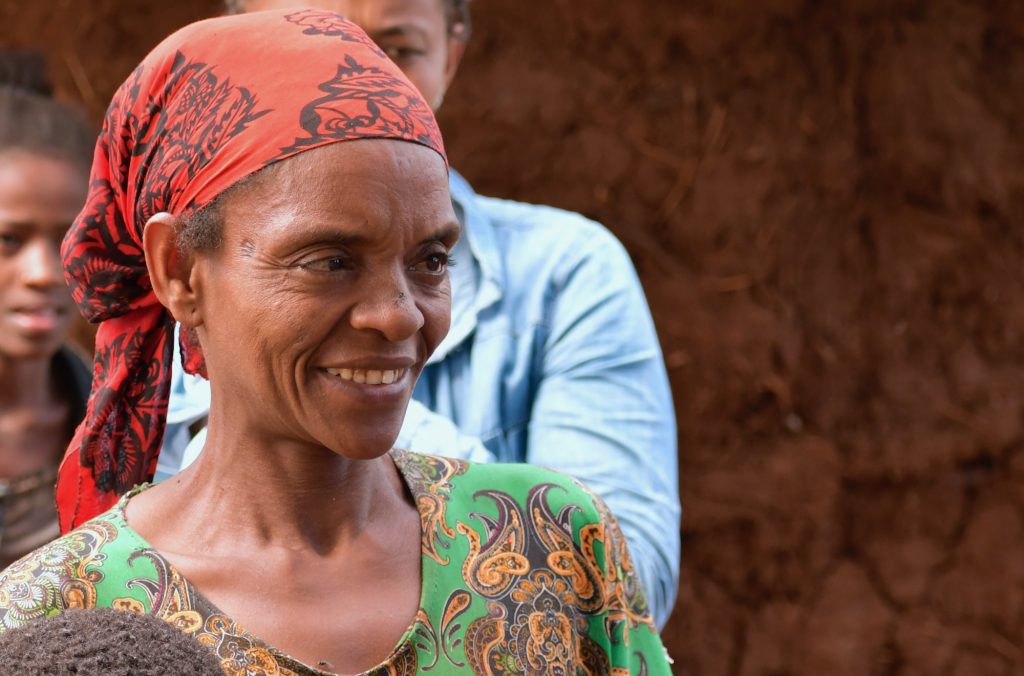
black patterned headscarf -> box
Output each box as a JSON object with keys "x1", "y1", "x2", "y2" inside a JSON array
[{"x1": 57, "y1": 9, "x2": 445, "y2": 531}]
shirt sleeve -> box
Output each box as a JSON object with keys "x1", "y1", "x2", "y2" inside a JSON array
[
  {"x1": 528, "y1": 226, "x2": 681, "y2": 629},
  {"x1": 156, "y1": 324, "x2": 212, "y2": 481}
]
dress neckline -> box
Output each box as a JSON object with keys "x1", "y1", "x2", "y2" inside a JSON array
[{"x1": 111, "y1": 448, "x2": 430, "y2": 676}]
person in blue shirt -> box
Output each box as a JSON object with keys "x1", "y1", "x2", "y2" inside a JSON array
[{"x1": 162, "y1": 0, "x2": 680, "y2": 628}]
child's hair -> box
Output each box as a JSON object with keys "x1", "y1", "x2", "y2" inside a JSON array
[
  {"x1": 0, "y1": 608, "x2": 224, "y2": 675},
  {"x1": 0, "y1": 50, "x2": 94, "y2": 168}
]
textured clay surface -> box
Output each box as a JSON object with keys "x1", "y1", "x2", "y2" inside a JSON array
[{"x1": 3, "y1": 0, "x2": 1023, "y2": 672}]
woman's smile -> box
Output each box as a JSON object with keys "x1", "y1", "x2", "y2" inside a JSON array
[
  {"x1": 316, "y1": 363, "x2": 414, "y2": 405},
  {"x1": 323, "y1": 366, "x2": 408, "y2": 384},
  {"x1": 317, "y1": 354, "x2": 416, "y2": 399}
]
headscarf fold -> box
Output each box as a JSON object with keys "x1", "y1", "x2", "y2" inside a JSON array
[{"x1": 58, "y1": 9, "x2": 445, "y2": 532}]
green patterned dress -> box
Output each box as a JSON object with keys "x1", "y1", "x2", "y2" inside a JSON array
[{"x1": 0, "y1": 450, "x2": 671, "y2": 674}]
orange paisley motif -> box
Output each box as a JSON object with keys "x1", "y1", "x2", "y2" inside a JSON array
[
  {"x1": 394, "y1": 450, "x2": 467, "y2": 565},
  {"x1": 459, "y1": 489, "x2": 531, "y2": 598},
  {"x1": 464, "y1": 602, "x2": 509, "y2": 674},
  {"x1": 529, "y1": 484, "x2": 605, "y2": 613},
  {"x1": 457, "y1": 483, "x2": 628, "y2": 674}
]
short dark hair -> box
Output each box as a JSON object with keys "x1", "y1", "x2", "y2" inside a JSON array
[
  {"x1": 0, "y1": 608, "x2": 224, "y2": 675},
  {"x1": 0, "y1": 51, "x2": 94, "y2": 168},
  {"x1": 177, "y1": 161, "x2": 274, "y2": 254},
  {"x1": 223, "y1": 0, "x2": 472, "y2": 39}
]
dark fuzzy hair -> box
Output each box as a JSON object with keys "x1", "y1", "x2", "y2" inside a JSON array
[
  {"x1": 223, "y1": 0, "x2": 473, "y2": 39},
  {"x1": 177, "y1": 161, "x2": 270, "y2": 254},
  {"x1": 0, "y1": 608, "x2": 224, "y2": 675},
  {"x1": 0, "y1": 51, "x2": 94, "y2": 168}
]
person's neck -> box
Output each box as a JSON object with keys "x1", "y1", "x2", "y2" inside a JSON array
[
  {"x1": 161, "y1": 413, "x2": 406, "y2": 556},
  {"x1": 0, "y1": 354, "x2": 55, "y2": 410}
]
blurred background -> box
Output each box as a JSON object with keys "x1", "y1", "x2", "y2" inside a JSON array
[{"x1": 3, "y1": 0, "x2": 1023, "y2": 672}]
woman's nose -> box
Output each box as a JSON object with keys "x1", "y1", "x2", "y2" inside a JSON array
[
  {"x1": 348, "y1": 274, "x2": 425, "y2": 342},
  {"x1": 19, "y1": 237, "x2": 64, "y2": 289}
]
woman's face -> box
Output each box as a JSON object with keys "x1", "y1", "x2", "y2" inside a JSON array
[
  {"x1": 0, "y1": 152, "x2": 84, "y2": 362},
  {"x1": 192, "y1": 140, "x2": 457, "y2": 459}
]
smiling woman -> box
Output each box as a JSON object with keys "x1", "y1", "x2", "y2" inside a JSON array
[
  {"x1": 149, "y1": 140, "x2": 458, "y2": 463},
  {"x1": 0, "y1": 53, "x2": 92, "y2": 568},
  {"x1": 0, "y1": 11, "x2": 670, "y2": 675}
]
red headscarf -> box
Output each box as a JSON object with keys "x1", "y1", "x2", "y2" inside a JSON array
[{"x1": 57, "y1": 9, "x2": 445, "y2": 532}]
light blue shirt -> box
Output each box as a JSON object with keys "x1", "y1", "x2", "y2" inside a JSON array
[{"x1": 160, "y1": 170, "x2": 680, "y2": 627}]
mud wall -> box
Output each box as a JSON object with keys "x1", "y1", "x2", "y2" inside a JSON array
[{"x1": 3, "y1": 0, "x2": 1024, "y2": 672}]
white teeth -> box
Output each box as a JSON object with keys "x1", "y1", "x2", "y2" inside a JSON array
[{"x1": 325, "y1": 367, "x2": 404, "y2": 385}]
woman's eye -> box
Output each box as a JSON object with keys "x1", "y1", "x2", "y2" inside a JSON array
[
  {"x1": 412, "y1": 252, "x2": 449, "y2": 275},
  {"x1": 300, "y1": 256, "x2": 348, "y2": 273}
]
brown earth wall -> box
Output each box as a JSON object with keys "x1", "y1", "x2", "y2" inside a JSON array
[{"x1": 3, "y1": 0, "x2": 1023, "y2": 673}]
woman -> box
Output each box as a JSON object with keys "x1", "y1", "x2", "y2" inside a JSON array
[
  {"x1": 0, "y1": 11, "x2": 671, "y2": 674},
  {"x1": 0, "y1": 54, "x2": 92, "y2": 568}
]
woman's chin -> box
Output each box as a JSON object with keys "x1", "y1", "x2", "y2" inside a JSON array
[{"x1": 318, "y1": 424, "x2": 403, "y2": 462}]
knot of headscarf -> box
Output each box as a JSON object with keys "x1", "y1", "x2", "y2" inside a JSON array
[{"x1": 57, "y1": 9, "x2": 445, "y2": 532}]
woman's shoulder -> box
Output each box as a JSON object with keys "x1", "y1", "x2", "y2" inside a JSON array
[
  {"x1": 0, "y1": 508, "x2": 145, "y2": 633},
  {"x1": 394, "y1": 450, "x2": 670, "y2": 672},
  {"x1": 395, "y1": 449, "x2": 605, "y2": 517}
]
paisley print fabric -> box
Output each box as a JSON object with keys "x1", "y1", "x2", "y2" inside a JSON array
[
  {"x1": 56, "y1": 9, "x2": 445, "y2": 532},
  {"x1": 1, "y1": 451, "x2": 671, "y2": 674}
]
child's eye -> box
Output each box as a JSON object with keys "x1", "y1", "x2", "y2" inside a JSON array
[
  {"x1": 0, "y1": 233, "x2": 22, "y2": 251},
  {"x1": 381, "y1": 45, "x2": 424, "y2": 62}
]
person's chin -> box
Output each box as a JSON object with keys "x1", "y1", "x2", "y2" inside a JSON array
[
  {"x1": 0, "y1": 331, "x2": 64, "y2": 362},
  {"x1": 308, "y1": 409, "x2": 406, "y2": 460}
]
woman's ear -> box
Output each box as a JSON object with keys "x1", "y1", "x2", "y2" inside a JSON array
[{"x1": 143, "y1": 212, "x2": 203, "y2": 328}]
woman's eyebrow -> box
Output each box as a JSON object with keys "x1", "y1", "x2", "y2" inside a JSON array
[
  {"x1": 421, "y1": 223, "x2": 461, "y2": 245},
  {"x1": 278, "y1": 223, "x2": 368, "y2": 245}
]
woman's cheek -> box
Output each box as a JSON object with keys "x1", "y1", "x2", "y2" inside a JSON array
[{"x1": 421, "y1": 293, "x2": 452, "y2": 349}]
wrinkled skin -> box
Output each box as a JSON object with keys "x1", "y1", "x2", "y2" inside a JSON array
[{"x1": 132, "y1": 139, "x2": 458, "y2": 673}]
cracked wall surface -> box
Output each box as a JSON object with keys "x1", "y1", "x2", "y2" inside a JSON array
[{"x1": 3, "y1": 0, "x2": 1023, "y2": 672}]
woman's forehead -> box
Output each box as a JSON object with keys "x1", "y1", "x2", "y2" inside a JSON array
[
  {"x1": 221, "y1": 140, "x2": 454, "y2": 240},
  {"x1": 238, "y1": 138, "x2": 448, "y2": 201}
]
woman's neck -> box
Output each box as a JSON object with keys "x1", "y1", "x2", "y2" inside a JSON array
[
  {"x1": 0, "y1": 354, "x2": 55, "y2": 410},
  {"x1": 144, "y1": 417, "x2": 409, "y2": 557}
]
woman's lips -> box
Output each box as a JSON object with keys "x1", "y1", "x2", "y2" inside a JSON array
[
  {"x1": 316, "y1": 364, "x2": 414, "y2": 407},
  {"x1": 323, "y1": 367, "x2": 407, "y2": 385},
  {"x1": 7, "y1": 307, "x2": 67, "y2": 333}
]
